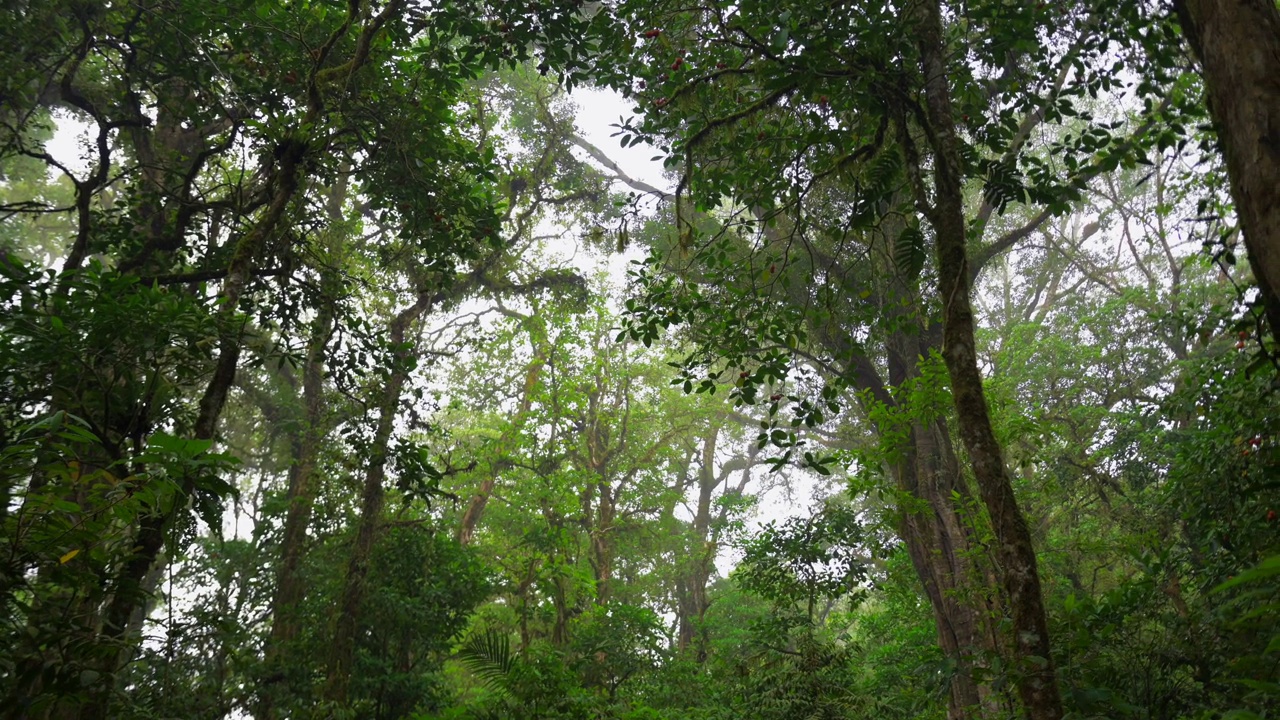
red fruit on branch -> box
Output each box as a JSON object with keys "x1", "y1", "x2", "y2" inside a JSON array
[
  {"x1": 1266, "y1": 509, "x2": 1277, "y2": 522},
  {"x1": 642, "y1": 28, "x2": 661, "y2": 38},
  {"x1": 671, "y1": 57, "x2": 684, "y2": 70},
  {"x1": 1239, "y1": 330, "x2": 1249, "y2": 339},
  {"x1": 716, "y1": 62, "x2": 728, "y2": 69},
  {"x1": 770, "y1": 393, "x2": 783, "y2": 402},
  {"x1": 654, "y1": 97, "x2": 668, "y2": 107}
]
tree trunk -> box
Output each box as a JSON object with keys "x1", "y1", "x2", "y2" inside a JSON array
[
  {"x1": 591, "y1": 480, "x2": 616, "y2": 605},
  {"x1": 324, "y1": 290, "x2": 434, "y2": 705},
  {"x1": 260, "y1": 289, "x2": 335, "y2": 715},
  {"x1": 676, "y1": 430, "x2": 719, "y2": 654},
  {"x1": 61, "y1": 138, "x2": 309, "y2": 720},
  {"x1": 1174, "y1": 0, "x2": 1280, "y2": 340},
  {"x1": 457, "y1": 315, "x2": 549, "y2": 546},
  {"x1": 261, "y1": 174, "x2": 347, "y2": 718},
  {"x1": 910, "y1": 1, "x2": 1064, "y2": 718}
]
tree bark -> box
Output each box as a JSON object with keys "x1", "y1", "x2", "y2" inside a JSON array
[
  {"x1": 265, "y1": 174, "x2": 347, "y2": 679},
  {"x1": 1173, "y1": 0, "x2": 1280, "y2": 340},
  {"x1": 677, "y1": 431, "x2": 719, "y2": 653},
  {"x1": 324, "y1": 289, "x2": 434, "y2": 705},
  {"x1": 259, "y1": 283, "x2": 336, "y2": 716},
  {"x1": 69, "y1": 138, "x2": 309, "y2": 720},
  {"x1": 909, "y1": 1, "x2": 1064, "y2": 718}
]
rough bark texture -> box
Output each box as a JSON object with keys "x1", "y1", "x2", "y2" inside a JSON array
[
  {"x1": 910, "y1": 1, "x2": 1064, "y2": 718},
  {"x1": 895, "y1": 418, "x2": 999, "y2": 718},
  {"x1": 1174, "y1": 0, "x2": 1280, "y2": 339}
]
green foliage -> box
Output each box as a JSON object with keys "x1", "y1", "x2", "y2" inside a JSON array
[
  {"x1": 1, "y1": 0, "x2": 1276, "y2": 719},
  {"x1": 458, "y1": 630, "x2": 515, "y2": 694},
  {"x1": 736, "y1": 503, "x2": 871, "y2": 617}
]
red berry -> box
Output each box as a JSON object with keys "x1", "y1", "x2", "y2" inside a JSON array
[
  {"x1": 1237, "y1": 341, "x2": 1247, "y2": 350},
  {"x1": 716, "y1": 62, "x2": 728, "y2": 69},
  {"x1": 1266, "y1": 510, "x2": 1277, "y2": 522},
  {"x1": 818, "y1": 95, "x2": 828, "y2": 107},
  {"x1": 671, "y1": 57, "x2": 684, "y2": 70},
  {"x1": 642, "y1": 29, "x2": 661, "y2": 38},
  {"x1": 739, "y1": 371, "x2": 749, "y2": 378},
  {"x1": 770, "y1": 393, "x2": 783, "y2": 402},
  {"x1": 654, "y1": 98, "x2": 668, "y2": 107},
  {"x1": 1239, "y1": 330, "x2": 1249, "y2": 339}
]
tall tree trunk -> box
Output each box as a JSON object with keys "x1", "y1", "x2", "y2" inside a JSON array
[
  {"x1": 591, "y1": 479, "x2": 616, "y2": 605},
  {"x1": 260, "y1": 173, "x2": 347, "y2": 718},
  {"x1": 45, "y1": 138, "x2": 310, "y2": 720},
  {"x1": 909, "y1": 1, "x2": 1064, "y2": 717},
  {"x1": 810, "y1": 274, "x2": 1001, "y2": 716},
  {"x1": 677, "y1": 431, "x2": 719, "y2": 652},
  {"x1": 323, "y1": 289, "x2": 434, "y2": 705},
  {"x1": 1173, "y1": 0, "x2": 1280, "y2": 340},
  {"x1": 260, "y1": 283, "x2": 336, "y2": 713},
  {"x1": 894, "y1": 416, "x2": 1003, "y2": 719}
]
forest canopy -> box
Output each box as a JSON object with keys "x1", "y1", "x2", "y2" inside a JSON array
[{"x1": 0, "y1": 1, "x2": 1277, "y2": 719}]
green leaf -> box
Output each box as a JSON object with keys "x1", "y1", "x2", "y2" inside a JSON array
[{"x1": 894, "y1": 227, "x2": 926, "y2": 280}]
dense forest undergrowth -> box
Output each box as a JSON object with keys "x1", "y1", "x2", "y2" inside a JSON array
[{"x1": 1, "y1": 0, "x2": 1278, "y2": 718}]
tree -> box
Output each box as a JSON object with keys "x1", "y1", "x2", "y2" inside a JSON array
[
  {"x1": 1172, "y1": 0, "x2": 1280, "y2": 344},
  {"x1": 0, "y1": 0, "x2": 598, "y2": 715},
  {"x1": 585, "y1": 0, "x2": 1196, "y2": 716}
]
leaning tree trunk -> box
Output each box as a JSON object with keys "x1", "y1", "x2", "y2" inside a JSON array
[
  {"x1": 260, "y1": 279, "x2": 336, "y2": 717},
  {"x1": 909, "y1": 1, "x2": 1064, "y2": 718},
  {"x1": 457, "y1": 314, "x2": 550, "y2": 546},
  {"x1": 323, "y1": 289, "x2": 434, "y2": 706},
  {"x1": 1173, "y1": 0, "x2": 1280, "y2": 341},
  {"x1": 259, "y1": 171, "x2": 348, "y2": 719}
]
